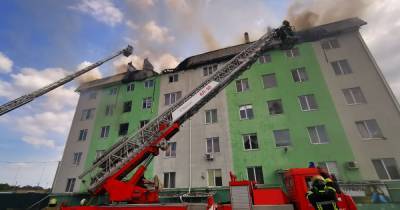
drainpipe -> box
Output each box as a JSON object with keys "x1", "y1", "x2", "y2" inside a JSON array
[{"x1": 188, "y1": 117, "x2": 192, "y2": 194}]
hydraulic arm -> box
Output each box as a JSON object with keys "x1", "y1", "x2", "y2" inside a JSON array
[
  {"x1": 79, "y1": 23, "x2": 296, "y2": 203},
  {"x1": 0, "y1": 46, "x2": 133, "y2": 116}
]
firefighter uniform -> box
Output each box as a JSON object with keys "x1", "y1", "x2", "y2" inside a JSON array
[{"x1": 306, "y1": 176, "x2": 338, "y2": 210}]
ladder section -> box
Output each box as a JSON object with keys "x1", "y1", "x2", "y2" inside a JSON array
[
  {"x1": 0, "y1": 46, "x2": 133, "y2": 116},
  {"x1": 80, "y1": 31, "x2": 284, "y2": 193}
]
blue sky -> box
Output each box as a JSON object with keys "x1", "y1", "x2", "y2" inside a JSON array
[{"x1": 0, "y1": 0, "x2": 399, "y2": 188}]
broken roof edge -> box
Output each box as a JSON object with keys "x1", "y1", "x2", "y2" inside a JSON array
[{"x1": 78, "y1": 17, "x2": 366, "y2": 90}]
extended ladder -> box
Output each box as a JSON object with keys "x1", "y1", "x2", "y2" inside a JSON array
[
  {"x1": 0, "y1": 46, "x2": 133, "y2": 116},
  {"x1": 80, "y1": 29, "x2": 292, "y2": 193}
]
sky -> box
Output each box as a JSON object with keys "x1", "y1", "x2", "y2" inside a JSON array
[{"x1": 0, "y1": 0, "x2": 399, "y2": 188}]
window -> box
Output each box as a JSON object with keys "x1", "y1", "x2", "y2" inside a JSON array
[
  {"x1": 164, "y1": 172, "x2": 176, "y2": 188},
  {"x1": 286, "y1": 48, "x2": 300, "y2": 58},
  {"x1": 78, "y1": 129, "x2": 88, "y2": 141},
  {"x1": 165, "y1": 142, "x2": 176, "y2": 157},
  {"x1": 109, "y1": 87, "x2": 118, "y2": 95},
  {"x1": 239, "y1": 105, "x2": 254, "y2": 120},
  {"x1": 372, "y1": 158, "x2": 400, "y2": 180},
  {"x1": 206, "y1": 137, "x2": 220, "y2": 153},
  {"x1": 123, "y1": 101, "x2": 132, "y2": 113},
  {"x1": 318, "y1": 161, "x2": 339, "y2": 177},
  {"x1": 308, "y1": 125, "x2": 329, "y2": 144},
  {"x1": 236, "y1": 79, "x2": 250, "y2": 92},
  {"x1": 88, "y1": 91, "x2": 97, "y2": 99},
  {"x1": 356, "y1": 119, "x2": 383, "y2": 139},
  {"x1": 203, "y1": 64, "x2": 218, "y2": 76},
  {"x1": 100, "y1": 126, "x2": 110, "y2": 138},
  {"x1": 291, "y1": 67, "x2": 308, "y2": 82},
  {"x1": 205, "y1": 109, "x2": 218, "y2": 124},
  {"x1": 119, "y1": 123, "x2": 129, "y2": 136},
  {"x1": 144, "y1": 80, "x2": 154, "y2": 88},
  {"x1": 105, "y1": 104, "x2": 115, "y2": 116},
  {"x1": 140, "y1": 120, "x2": 149, "y2": 128},
  {"x1": 331, "y1": 60, "x2": 352, "y2": 75},
  {"x1": 65, "y1": 178, "x2": 76, "y2": 192},
  {"x1": 262, "y1": 73, "x2": 277, "y2": 88},
  {"x1": 169, "y1": 74, "x2": 179, "y2": 83},
  {"x1": 273, "y1": 129, "x2": 291, "y2": 147},
  {"x1": 80, "y1": 108, "x2": 95, "y2": 121},
  {"x1": 142, "y1": 97, "x2": 152, "y2": 109},
  {"x1": 243, "y1": 134, "x2": 259, "y2": 150},
  {"x1": 259, "y1": 54, "x2": 271, "y2": 64},
  {"x1": 96, "y1": 150, "x2": 105, "y2": 159},
  {"x1": 298, "y1": 94, "x2": 318, "y2": 111},
  {"x1": 247, "y1": 166, "x2": 264, "y2": 184},
  {"x1": 342, "y1": 87, "x2": 367, "y2": 105},
  {"x1": 164, "y1": 91, "x2": 182, "y2": 105},
  {"x1": 321, "y1": 39, "x2": 340, "y2": 49},
  {"x1": 267, "y1": 99, "x2": 283, "y2": 115},
  {"x1": 208, "y1": 169, "x2": 222, "y2": 187},
  {"x1": 127, "y1": 83, "x2": 135, "y2": 92},
  {"x1": 73, "y1": 152, "x2": 82, "y2": 165}
]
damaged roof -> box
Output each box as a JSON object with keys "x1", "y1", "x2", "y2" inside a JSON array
[
  {"x1": 170, "y1": 17, "x2": 366, "y2": 72},
  {"x1": 79, "y1": 17, "x2": 366, "y2": 91}
]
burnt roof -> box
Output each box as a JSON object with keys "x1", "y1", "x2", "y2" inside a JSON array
[
  {"x1": 170, "y1": 17, "x2": 366, "y2": 72},
  {"x1": 79, "y1": 17, "x2": 366, "y2": 90}
]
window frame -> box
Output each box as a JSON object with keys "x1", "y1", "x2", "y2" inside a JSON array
[
  {"x1": 331, "y1": 59, "x2": 352, "y2": 75},
  {"x1": 247, "y1": 166, "x2": 264, "y2": 184},
  {"x1": 119, "y1": 123, "x2": 129, "y2": 136},
  {"x1": 100, "y1": 125, "x2": 110, "y2": 138},
  {"x1": 127, "y1": 83, "x2": 135, "y2": 92},
  {"x1": 203, "y1": 64, "x2": 218, "y2": 76},
  {"x1": 123, "y1": 101, "x2": 132, "y2": 113},
  {"x1": 109, "y1": 87, "x2": 118, "y2": 95},
  {"x1": 372, "y1": 158, "x2": 400, "y2": 180},
  {"x1": 307, "y1": 125, "x2": 330, "y2": 144},
  {"x1": 286, "y1": 48, "x2": 300, "y2": 58},
  {"x1": 72, "y1": 152, "x2": 82, "y2": 165},
  {"x1": 144, "y1": 79, "x2": 154, "y2": 88},
  {"x1": 236, "y1": 78, "x2": 250, "y2": 92},
  {"x1": 259, "y1": 54, "x2": 271, "y2": 64},
  {"x1": 206, "y1": 137, "x2": 220, "y2": 153},
  {"x1": 242, "y1": 133, "x2": 259, "y2": 151},
  {"x1": 298, "y1": 94, "x2": 318, "y2": 111},
  {"x1": 65, "y1": 178, "x2": 76, "y2": 192},
  {"x1": 105, "y1": 104, "x2": 115, "y2": 116},
  {"x1": 163, "y1": 172, "x2": 176, "y2": 188},
  {"x1": 142, "y1": 97, "x2": 153, "y2": 109},
  {"x1": 318, "y1": 161, "x2": 340, "y2": 178},
  {"x1": 239, "y1": 104, "x2": 254, "y2": 120},
  {"x1": 164, "y1": 91, "x2": 182, "y2": 106},
  {"x1": 291, "y1": 67, "x2": 308, "y2": 83},
  {"x1": 267, "y1": 99, "x2": 284, "y2": 115},
  {"x1": 78, "y1": 129, "x2": 88, "y2": 141},
  {"x1": 273, "y1": 129, "x2": 291, "y2": 148},
  {"x1": 205, "y1": 109, "x2": 218, "y2": 124},
  {"x1": 139, "y1": 120, "x2": 149, "y2": 128},
  {"x1": 355, "y1": 119, "x2": 384, "y2": 139},
  {"x1": 262, "y1": 73, "x2": 277, "y2": 89},
  {"x1": 321, "y1": 39, "x2": 340, "y2": 50},
  {"x1": 207, "y1": 169, "x2": 223, "y2": 187},
  {"x1": 168, "y1": 74, "x2": 179, "y2": 83},
  {"x1": 165, "y1": 142, "x2": 177, "y2": 158},
  {"x1": 342, "y1": 87, "x2": 367, "y2": 105}
]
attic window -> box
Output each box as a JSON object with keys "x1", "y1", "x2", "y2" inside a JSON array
[
  {"x1": 203, "y1": 64, "x2": 218, "y2": 76},
  {"x1": 169, "y1": 74, "x2": 179, "y2": 83},
  {"x1": 321, "y1": 39, "x2": 340, "y2": 49}
]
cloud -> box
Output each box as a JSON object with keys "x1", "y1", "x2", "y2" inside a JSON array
[
  {"x1": 22, "y1": 136, "x2": 56, "y2": 148},
  {"x1": 126, "y1": 20, "x2": 139, "y2": 30},
  {"x1": 126, "y1": 0, "x2": 154, "y2": 9},
  {"x1": 70, "y1": 0, "x2": 123, "y2": 26},
  {"x1": 0, "y1": 52, "x2": 13, "y2": 73},
  {"x1": 143, "y1": 21, "x2": 175, "y2": 43},
  {"x1": 75, "y1": 61, "x2": 103, "y2": 84}
]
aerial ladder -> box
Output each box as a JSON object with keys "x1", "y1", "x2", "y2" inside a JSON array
[
  {"x1": 0, "y1": 46, "x2": 133, "y2": 116},
  {"x1": 76, "y1": 22, "x2": 297, "y2": 207}
]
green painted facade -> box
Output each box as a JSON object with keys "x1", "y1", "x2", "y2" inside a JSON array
[
  {"x1": 225, "y1": 42, "x2": 361, "y2": 185},
  {"x1": 80, "y1": 76, "x2": 160, "y2": 192}
]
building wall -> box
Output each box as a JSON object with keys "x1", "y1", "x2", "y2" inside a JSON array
[
  {"x1": 52, "y1": 90, "x2": 99, "y2": 193},
  {"x1": 154, "y1": 65, "x2": 234, "y2": 188},
  {"x1": 80, "y1": 77, "x2": 160, "y2": 191},
  {"x1": 313, "y1": 31, "x2": 400, "y2": 180},
  {"x1": 225, "y1": 42, "x2": 361, "y2": 185}
]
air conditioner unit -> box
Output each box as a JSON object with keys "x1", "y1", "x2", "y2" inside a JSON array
[
  {"x1": 205, "y1": 153, "x2": 214, "y2": 161},
  {"x1": 346, "y1": 161, "x2": 359, "y2": 169}
]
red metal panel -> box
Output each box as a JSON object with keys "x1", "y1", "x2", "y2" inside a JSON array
[
  {"x1": 252, "y1": 188, "x2": 289, "y2": 205},
  {"x1": 61, "y1": 205, "x2": 188, "y2": 210}
]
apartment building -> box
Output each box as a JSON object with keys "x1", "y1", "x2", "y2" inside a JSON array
[{"x1": 52, "y1": 18, "x2": 400, "y2": 193}]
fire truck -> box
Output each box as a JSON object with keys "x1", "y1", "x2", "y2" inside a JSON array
[{"x1": 0, "y1": 21, "x2": 357, "y2": 210}]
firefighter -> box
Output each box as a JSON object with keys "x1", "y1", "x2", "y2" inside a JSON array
[{"x1": 306, "y1": 176, "x2": 338, "y2": 210}]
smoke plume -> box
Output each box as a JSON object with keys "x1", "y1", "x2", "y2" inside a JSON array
[{"x1": 287, "y1": 0, "x2": 372, "y2": 30}]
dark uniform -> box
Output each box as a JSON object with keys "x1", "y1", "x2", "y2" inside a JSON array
[{"x1": 306, "y1": 176, "x2": 338, "y2": 210}]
